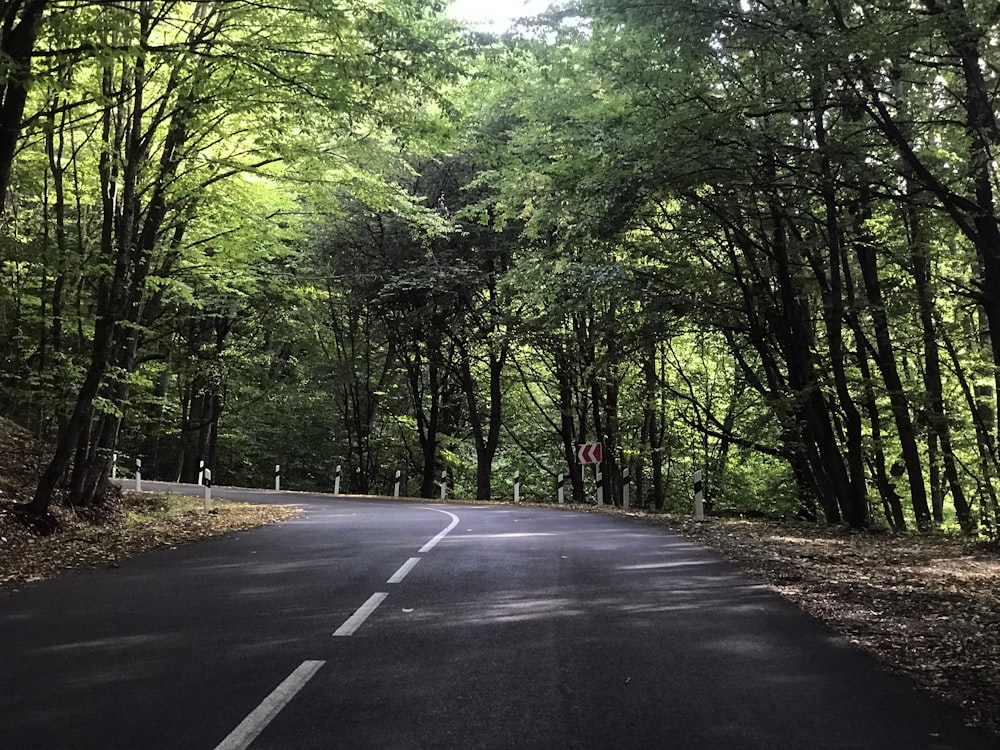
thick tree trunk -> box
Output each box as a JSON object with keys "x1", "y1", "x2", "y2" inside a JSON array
[
  {"x1": 854, "y1": 330, "x2": 906, "y2": 530},
  {"x1": 756, "y1": 142, "x2": 854, "y2": 525},
  {"x1": 27, "y1": 307, "x2": 119, "y2": 516},
  {"x1": 0, "y1": 0, "x2": 48, "y2": 209},
  {"x1": 776, "y1": 246, "x2": 852, "y2": 523}
]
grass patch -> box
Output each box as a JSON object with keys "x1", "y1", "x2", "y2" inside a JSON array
[{"x1": 125, "y1": 492, "x2": 206, "y2": 524}]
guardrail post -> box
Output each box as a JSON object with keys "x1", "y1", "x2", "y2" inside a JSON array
[{"x1": 204, "y1": 468, "x2": 213, "y2": 511}]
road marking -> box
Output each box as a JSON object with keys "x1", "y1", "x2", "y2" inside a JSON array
[
  {"x1": 214, "y1": 660, "x2": 325, "y2": 750},
  {"x1": 332, "y1": 509, "x2": 457, "y2": 637},
  {"x1": 388, "y1": 557, "x2": 421, "y2": 584},
  {"x1": 334, "y1": 592, "x2": 389, "y2": 637},
  {"x1": 419, "y1": 508, "x2": 460, "y2": 552},
  {"x1": 453, "y1": 532, "x2": 557, "y2": 539}
]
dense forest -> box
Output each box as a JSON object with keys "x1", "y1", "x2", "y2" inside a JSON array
[{"x1": 3, "y1": 0, "x2": 1000, "y2": 537}]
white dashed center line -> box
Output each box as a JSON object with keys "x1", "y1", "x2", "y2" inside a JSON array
[
  {"x1": 216, "y1": 506, "x2": 466, "y2": 748},
  {"x1": 331, "y1": 510, "x2": 458, "y2": 638},
  {"x1": 214, "y1": 660, "x2": 325, "y2": 750},
  {"x1": 388, "y1": 557, "x2": 422, "y2": 584},
  {"x1": 333, "y1": 592, "x2": 389, "y2": 637}
]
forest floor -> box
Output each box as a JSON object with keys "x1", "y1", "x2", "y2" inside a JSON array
[
  {"x1": 0, "y1": 418, "x2": 299, "y2": 590},
  {"x1": 1, "y1": 420, "x2": 997, "y2": 735}
]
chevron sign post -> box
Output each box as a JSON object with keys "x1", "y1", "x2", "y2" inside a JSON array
[{"x1": 576, "y1": 442, "x2": 603, "y2": 464}]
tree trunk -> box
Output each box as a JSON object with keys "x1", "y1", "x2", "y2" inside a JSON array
[
  {"x1": 556, "y1": 340, "x2": 585, "y2": 503},
  {"x1": 27, "y1": 309, "x2": 119, "y2": 516},
  {"x1": 855, "y1": 239, "x2": 931, "y2": 528},
  {"x1": 941, "y1": 327, "x2": 1000, "y2": 531},
  {"x1": 0, "y1": 0, "x2": 48, "y2": 209},
  {"x1": 855, "y1": 330, "x2": 906, "y2": 530},
  {"x1": 810, "y1": 95, "x2": 869, "y2": 528},
  {"x1": 459, "y1": 333, "x2": 508, "y2": 502},
  {"x1": 908, "y1": 210, "x2": 973, "y2": 531},
  {"x1": 643, "y1": 342, "x2": 666, "y2": 510}
]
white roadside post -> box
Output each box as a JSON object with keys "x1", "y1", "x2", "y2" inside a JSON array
[
  {"x1": 514, "y1": 470, "x2": 521, "y2": 504},
  {"x1": 198, "y1": 459, "x2": 205, "y2": 486},
  {"x1": 111, "y1": 452, "x2": 118, "y2": 480},
  {"x1": 557, "y1": 473, "x2": 565, "y2": 504},
  {"x1": 135, "y1": 458, "x2": 142, "y2": 492},
  {"x1": 596, "y1": 467, "x2": 604, "y2": 506},
  {"x1": 275, "y1": 464, "x2": 281, "y2": 492},
  {"x1": 204, "y1": 468, "x2": 213, "y2": 511},
  {"x1": 334, "y1": 465, "x2": 342, "y2": 496},
  {"x1": 623, "y1": 466, "x2": 631, "y2": 511},
  {"x1": 440, "y1": 470, "x2": 448, "y2": 500},
  {"x1": 393, "y1": 469, "x2": 401, "y2": 498},
  {"x1": 694, "y1": 469, "x2": 705, "y2": 521}
]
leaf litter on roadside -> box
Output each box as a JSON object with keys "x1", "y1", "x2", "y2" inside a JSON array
[{"x1": 1, "y1": 490, "x2": 300, "y2": 590}]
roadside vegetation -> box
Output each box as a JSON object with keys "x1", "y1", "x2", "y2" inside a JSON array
[
  {"x1": 0, "y1": 420, "x2": 298, "y2": 589},
  {"x1": 6, "y1": 0, "x2": 1000, "y2": 536}
]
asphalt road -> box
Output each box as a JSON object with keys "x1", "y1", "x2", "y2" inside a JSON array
[{"x1": 1, "y1": 483, "x2": 995, "y2": 749}]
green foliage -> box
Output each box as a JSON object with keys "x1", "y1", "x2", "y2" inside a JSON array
[{"x1": 6, "y1": 0, "x2": 1000, "y2": 537}]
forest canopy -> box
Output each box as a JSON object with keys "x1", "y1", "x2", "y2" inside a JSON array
[{"x1": 4, "y1": 0, "x2": 1000, "y2": 538}]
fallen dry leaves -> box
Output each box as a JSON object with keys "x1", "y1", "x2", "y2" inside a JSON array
[
  {"x1": 0, "y1": 419, "x2": 300, "y2": 592},
  {"x1": 0, "y1": 491, "x2": 300, "y2": 590}
]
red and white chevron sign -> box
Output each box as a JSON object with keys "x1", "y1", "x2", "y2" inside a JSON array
[{"x1": 576, "y1": 442, "x2": 603, "y2": 464}]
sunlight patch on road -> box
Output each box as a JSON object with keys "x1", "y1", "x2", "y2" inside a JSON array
[
  {"x1": 44, "y1": 634, "x2": 166, "y2": 652},
  {"x1": 617, "y1": 559, "x2": 718, "y2": 571}
]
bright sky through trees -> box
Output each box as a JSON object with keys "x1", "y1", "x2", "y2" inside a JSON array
[{"x1": 446, "y1": 0, "x2": 551, "y2": 28}]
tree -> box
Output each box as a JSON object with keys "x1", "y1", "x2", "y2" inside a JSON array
[
  {"x1": 0, "y1": 0, "x2": 48, "y2": 206},
  {"x1": 6, "y1": 0, "x2": 459, "y2": 521}
]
